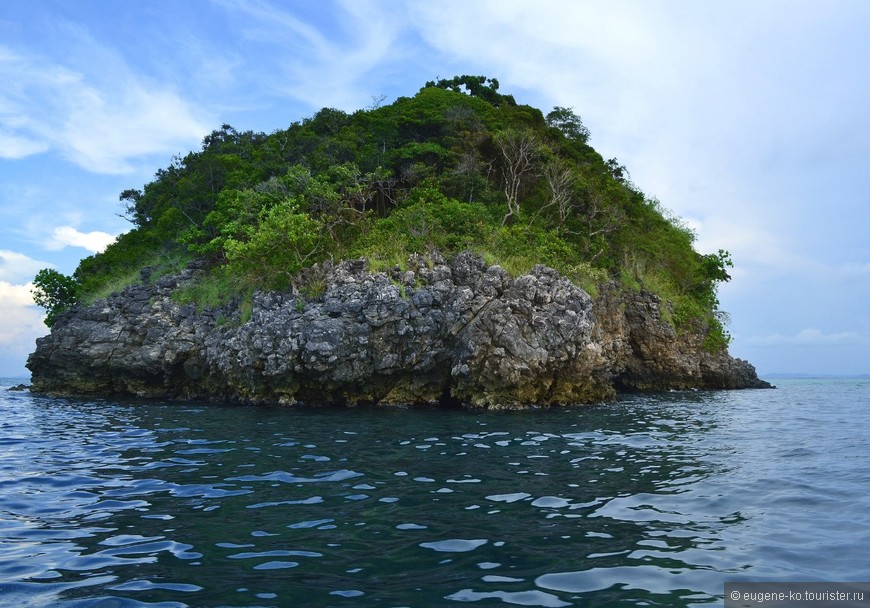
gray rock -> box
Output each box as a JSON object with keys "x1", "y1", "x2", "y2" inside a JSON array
[{"x1": 27, "y1": 252, "x2": 771, "y2": 407}]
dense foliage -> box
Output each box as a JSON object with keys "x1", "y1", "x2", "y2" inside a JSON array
[{"x1": 33, "y1": 77, "x2": 733, "y2": 347}]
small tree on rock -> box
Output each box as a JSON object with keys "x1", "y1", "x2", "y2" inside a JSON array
[{"x1": 32, "y1": 268, "x2": 79, "y2": 327}]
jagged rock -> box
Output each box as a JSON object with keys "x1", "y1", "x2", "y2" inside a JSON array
[
  {"x1": 592, "y1": 283, "x2": 769, "y2": 392},
  {"x1": 27, "y1": 253, "x2": 771, "y2": 408}
]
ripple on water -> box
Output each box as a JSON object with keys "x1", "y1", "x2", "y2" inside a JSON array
[
  {"x1": 446, "y1": 588, "x2": 571, "y2": 607},
  {"x1": 535, "y1": 564, "x2": 723, "y2": 598},
  {"x1": 2, "y1": 381, "x2": 870, "y2": 605},
  {"x1": 227, "y1": 469, "x2": 362, "y2": 483},
  {"x1": 420, "y1": 539, "x2": 488, "y2": 553}
]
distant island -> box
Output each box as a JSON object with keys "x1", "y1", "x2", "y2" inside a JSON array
[{"x1": 27, "y1": 76, "x2": 770, "y2": 407}]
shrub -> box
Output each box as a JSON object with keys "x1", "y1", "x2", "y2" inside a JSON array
[{"x1": 222, "y1": 199, "x2": 323, "y2": 291}]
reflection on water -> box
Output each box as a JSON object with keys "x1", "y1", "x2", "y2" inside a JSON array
[{"x1": 1, "y1": 380, "x2": 869, "y2": 606}]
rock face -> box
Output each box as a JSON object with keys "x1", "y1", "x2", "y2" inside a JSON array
[{"x1": 27, "y1": 252, "x2": 771, "y2": 408}]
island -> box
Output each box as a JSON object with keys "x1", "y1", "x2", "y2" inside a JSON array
[{"x1": 27, "y1": 76, "x2": 771, "y2": 408}]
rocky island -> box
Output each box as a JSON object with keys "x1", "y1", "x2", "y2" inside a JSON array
[{"x1": 27, "y1": 76, "x2": 770, "y2": 407}]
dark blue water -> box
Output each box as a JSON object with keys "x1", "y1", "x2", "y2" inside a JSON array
[{"x1": 1, "y1": 378, "x2": 868, "y2": 607}]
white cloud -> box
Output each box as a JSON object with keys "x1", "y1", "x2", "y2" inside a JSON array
[
  {"x1": 0, "y1": 250, "x2": 51, "y2": 283},
  {"x1": 0, "y1": 280, "x2": 36, "y2": 309},
  {"x1": 60, "y1": 82, "x2": 210, "y2": 174},
  {"x1": 215, "y1": 0, "x2": 404, "y2": 110},
  {"x1": 0, "y1": 280, "x2": 45, "y2": 375},
  {"x1": 47, "y1": 226, "x2": 117, "y2": 254},
  {"x1": 0, "y1": 127, "x2": 50, "y2": 159},
  {"x1": 0, "y1": 43, "x2": 211, "y2": 174},
  {"x1": 747, "y1": 328, "x2": 863, "y2": 347}
]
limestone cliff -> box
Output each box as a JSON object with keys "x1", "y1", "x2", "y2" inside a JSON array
[{"x1": 27, "y1": 252, "x2": 770, "y2": 408}]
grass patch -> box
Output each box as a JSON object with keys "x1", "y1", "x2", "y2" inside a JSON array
[
  {"x1": 298, "y1": 276, "x2": 326, "y2": 300},
  {"x1": 81, "y1": 267, "x2": 143, "y2": 305},
  {"x1": 363, "y1": 248, "x2": 412, "y2": 274},
  {"x1": 79, "y1": 250, "x2": 193, "y2": 306},
  {"x1": 147, "y1": 251, "x2": 193, "y2": 282},
  {"x1": 173, "y1": 269, "x2": 236, "y2": 309},
  {"x1": 172, "y1": 267, "x2": 254, "y2": 325}
]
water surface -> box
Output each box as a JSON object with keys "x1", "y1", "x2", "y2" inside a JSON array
[{"x1": 1, "y1": 378, "x2": 868, "y2": 606}]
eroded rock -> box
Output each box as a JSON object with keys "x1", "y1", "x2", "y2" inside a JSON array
[{"x1": 27, "y1": 253, "x2": 770, "y2": 407}]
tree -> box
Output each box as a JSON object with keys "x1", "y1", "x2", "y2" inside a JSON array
[
  {"x1": 494, "y1": 129, "x2": 540, "y2": 225},
  {"x1": 606, "y1": 158, "x2": 629, "y2": 183},
  {"x1": 700, "y1": 249, "x2": 733, "y2": 284},
  {"x1": 546, "y1": 107, "x2": 590, "y2": 143},
  {"x1": 119, "y1": 188, "x2": 144, "y2": 225},
  {"x1": 304, "y1": 108, "x2": 350, "y2": 136},
  {"x1": 425, "y1": 75, "x2": 517, "y2": 106},
  {"x1": 541, "y1": 159, "x2": 577, "y2": 230},
  {"x1": 578, "y1": 190, "x2": 623, "y2": 263},
  {"x1": 32, "y1": 268, "x2": 79, "y2": 327}
]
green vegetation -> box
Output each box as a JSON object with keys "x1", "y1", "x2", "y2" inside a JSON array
[
  {"x1": 31, "y1": 76, "x2": 734, "y2": 348},
  {"x1": 32, "y1": 269, "x2": 79, "y2": 327}
]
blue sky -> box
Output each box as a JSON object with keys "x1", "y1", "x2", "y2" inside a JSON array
[{"x1": 2, "y1": 0, "x2": 869, "y2": 377}]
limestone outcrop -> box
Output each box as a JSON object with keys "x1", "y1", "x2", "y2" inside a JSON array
[{"x1": 27, "y1": 252, "x2": 770, "y2": 408}]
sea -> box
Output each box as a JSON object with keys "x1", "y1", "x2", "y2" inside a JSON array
[{"x1": 1, "y1": 377, "x2": 868, "y2": 607}]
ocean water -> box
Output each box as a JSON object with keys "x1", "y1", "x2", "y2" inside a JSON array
[{"x1": 1, "y1": 378, "x2": 868, "y2": 607}]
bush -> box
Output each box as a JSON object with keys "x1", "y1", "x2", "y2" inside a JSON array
[
  {"x1": 223, "y1": 199, "x2": 323, "y2": 291},
  {"x1": 352, "y1": 186, "x2": 492, "y2": 267}
]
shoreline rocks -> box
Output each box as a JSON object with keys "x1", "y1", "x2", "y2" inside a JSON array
[{"x1": 26, "y1": 252, "x2": 771, "y2": 408}]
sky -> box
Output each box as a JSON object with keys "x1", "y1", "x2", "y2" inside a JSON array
[{"x1": 1, "y1": 0, "x2": 869, "y2": 378}]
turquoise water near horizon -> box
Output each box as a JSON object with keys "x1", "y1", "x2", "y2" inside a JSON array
[{"x1": 1, "y1": 378, "x2": 868, "y2": 607}]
